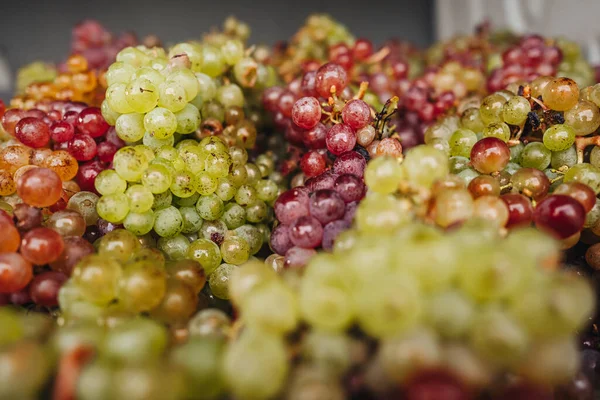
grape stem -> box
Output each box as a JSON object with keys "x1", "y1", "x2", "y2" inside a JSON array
[
  {"x1": 365, "y1": 46, "x2": 390, "y2": 64},
  {"x1": 353, "y1": 81, "x2": 369, "y2": 100}
]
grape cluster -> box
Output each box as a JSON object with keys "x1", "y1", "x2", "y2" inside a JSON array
[{"x1": 15, "y1": 61, "x2": 58, "y2": 96}]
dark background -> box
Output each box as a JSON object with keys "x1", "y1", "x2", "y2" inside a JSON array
[{"x1": 0, "y1": 0, "x2": 434, "y2": 100}]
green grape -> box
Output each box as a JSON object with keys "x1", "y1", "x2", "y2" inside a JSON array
[
  {"x1": 364, "y1": 156, "x2": 403, "y2": 194},
  {"x1": 72, "y1": 255, "x2": 122, "y2": 305},
  {"x1": 175, "y1": 104, "x2": 201, "y2": 134},
  {"x1": 67, "y1": 191, "x2": 100, "y2": 226},
  {"x1": 255, "y1": 179, "x2": 279, "y2": 202},
  {"x1": 504, "y1": 162, "x2": 521, "y2": 175},
  {"x1": 222, "y1": 39, "x2": 244, "y2": 65},
  {"x1": 209, "y1": 263, "x2": 237, "y2": 299},
  {"x1": 301, "y1": 331, "x2": 352, "y2": 376},
  {"x1": 234, "y1": 225, "x2": 263, "y2": 255},
  {"x1": 205, "y1": 151, "x2": 232, "y2": 178},
  {"x1": 101, "y1": 99, "x2": 121, "y2": 125},
  {"x1": 196, "y1": 172, "x2": 219, "y2": 195},
  {"x1": 215, "y1": 178, "x2": 236, "y2": 201},
  {"x1": 95, "y1": 170, "x2": 127, "y2": 195},
  {"x1": 143, "y1": 131, "x2": 174, "y2": 150},
  {"x1": 234, "y1": 185, "x2": 257, "y2": 206},
  {"x1": 563, "y1": 163, "x2": 600, "y2": 193},
  {"x1": 355, "y1": 193, "x2": 413, "y2": 233},
  {"x1": 125, "y1": 77, "x2": 159, "y2": 113},
  {"x1": 126, "y1": 184, "x2": 155, "y2": 213},
  {"x1": 222, "y1": 203, "x2": 246, "y2": 229},
  {"x1": 233, "y1": 58, "x2": 259, "y2": 87},
  {"x1": 551, "y1": 146, "x2": 578, "y2": 169},
  {"x1": 429, "y1": 137, "x2": 450, "y2": 155},
  {"x1": 118, "y1": 261, "x2": 167, "y2": 312},
  {"x1": 502, "y1": 96, "x2": 531, "y2": 125},
  {"x1": 98, "y1": 229, "x2": 141, "y2": 262},
  {"x1": 229, "y1": 164, "x2": 248, "y2": 187},
  {"x1": 241, "y1": 280, "x2": 299, "y2": 334},
  {"x1": 299, "y1": 280, "x2": 353, "y2": 332},
  {"x1": 217, "y1": 83, "x2": 245, "y2": 108},
  {"x1": 157, "y1": 81, "x2": 188, "y2": 112},
  {"x1": 116, "y1": 47, "x2": 150, "y2": 67},
  {"x1": 190, "y1": 73, "x2": 218, "y2": 108},
  {"x1": 52, "y1": 322, "x2": 105, "y2": 355},
  {"x1": 158, "y1": 234, "x2": 190, "y2": 261},
  {"x1": 199, "y1": 220, "x2": 228, "y2": 244},
  {"x1": 144, "y1": 107, "x2": 177, "y2": 139},
  {"x1": 132, "y1": 66, "x2": 165, "y2": 86},
  {"x1": 167, "y1": 68, "x2": 200, "y2": 101},
  {"x1": 174, "y1": 192, "x2": 200, "y2": 208},
  {"x1": 123, "y1": 210, "x2": 155, "y2": 236},
  {"x1": 170, "y1": 337, "x2": 226, "y2": 399},
  {"x1": 590, "y1": 146, "x2": 600, "y2": 168},
  {"x1": 200, "y1": 46, "x2": 226, "y2": 77},
  {"x1": 244, "y1": 163, "x2": 261, "y2": 186},
  {"x1": 201, "y1": 100, "x2": 225, "y2": 122},
  {"x1": 220, "y1": 236, "x2": 250, "y2": 265},
  {"x1": 424, "y1": 121, "x2": 452, "y2": 143},
  {"x1": 509, "y1": 142, "x2": 524, "y2": 163},
  {"x1": 187, "y1": 238, "x2": 222, "y2": 274},
  {"x1": 483, "y1": 122, "x2": 511, "y2": 142},
  {"x1": 196, "y1": 193, "x2": 224, "y2": 220},
  {"x1": 542, "y1": 124, "x2": 576, "y2": 151},
  {"x1": 152, "y1": 190, "x2": 173, "y2": 210},
  {"x1": 245, "y1": 200, "x2": 268, "y2": 223},
  {"x1": 460, "y1": 108, "x2": 485, "y2": 133},
  {"x1": 0, "y1": 341, "x2": 51, "y2": 399},
  {"x1": 449, "y1": 156, "x2": 470, "y2": 174},
  {"x1": 0, "y1": 308, "x2": 24, "y2": 347},
  {"x1": 176, "y1": 139, "x2": 199, "y2": 150},
  {"x1": 479, "y1": 93, "x2": 507, "y2": 124},
  {"x1": 106, "y1": 61, "x2": 136, "y2": 86},
  {"x1": 154, "y1": 206, "x2": 184, "y2": 237},
  {"x1": 107, "y1": 82, "x2": 135, "y2": 114},
  {"x1": 97, "y1": 193, "x2": 130, "y2": 223},
  {"x1": 103, "y1": 318, "x2": 168, "y2": 364},
  {"x1": 520, "y1": 142, "x2": 551, "y2": 170},
  {"x1": 136, "y1": 145, "x2": 155, "y2": 163},
  {"x1": 130, "y1": 247, "x2": 166, "y2": 266},
  {"x1": 256, "y1": 154, "x2": 275, "y2": 176},
  {"x1": 229, "y1": 145, "x2": 248, "y2": 165},
  {"x1": 518, "y1": 337, "x2": 579, "y2": 386},
  {"x1": 169, "y1": 43, "x2": 203, "y2": 71},
  {"x1": 401, "y1": 145, "x2": 449, "y2": 188},
  {"x1": 471, "y1": 307, "x2": 528, "y2": 367},
  {"x1": 170, "y1": 169, "x2": 197, "y2": 198},
  {"x1": 564, "y1": 100, "x2": 600, "y2": 136},
  {"x1": 449, "y1": 129, "x2": 478, "y2": 157},
  {"x1": 426, "y1": 290, "x2": 474, "y2": 338},
  {"x1": 113, "y1": 147, "x2": 150, "y2": 182},
  {"x1": 176, "y1": 147, "x2": 204, "y2": 176},
  {"x1": 223, "y1": 328, "x2": 288, "y2": 400},
  {"x1": 180, "y1": 206, "x2": 203, "y2": 234},
  {"x1": 142, "y1": 164, "x2": 172, "y2": 194}
]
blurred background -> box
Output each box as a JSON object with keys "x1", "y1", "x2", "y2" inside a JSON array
[{"x1": 3, "y1": 0, "x2": 600, "y2": 101}]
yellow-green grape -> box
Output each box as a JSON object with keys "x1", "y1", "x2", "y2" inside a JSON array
[
  {"x1": 107, "y1": 83, "x2": 135, "y2": 114},
  {"x1": 117, "y1": 261, "x2": 167, "y2": 312},
  {"x1": 158, "y1": 81, "x2": 188, "y2": 113},
  {"x1": 196, "y1": 193, "x2": 224, "y2": 220},
  {"x1": 113, "y1": 147, "x2": 150, "y2": 182},
  {"x1": 255, "y1": 179, "x2": 279, "y2": 203},
  {"x1": 142, "y1": 131, "x2": 175, "y2": 150},
  {"x1": 471, "y1": 307, "x2": 528, "y2": 367},
  {"x1": 220, "y1": 236, "x2": 250, "y2": 265},
  {"x1": 217, "y1": 84, "x2": 245, "y2": 108},
  {"x1": 106, "y1": 61, "x2": 136, "y2": 86},
  {"x1": 167, "y1": 68, "x2": 200, "y2": 101},
  {"x1": 221, "y1": 40, "x2": 244, "y2": 65},
  {"x1": 299, "y1": 270, "x2": 353, "y2": 331},
  {"x1": 142, "y1": 164, "x2": 172, "y2": 194},
  {"x1": 123, "y1": 210, "x2": 155, "y2": 236},
  {"x1": 72, "y1": 255, "x2": 123, "y2": 305},
  {"x1": 169, "y1": 43, "x2": 203, "y2": 71},
  {"x1": 215, "y1": 178, "x2": 237, "y2": 201},
  {"x1": 520, "y1": 142, "x2": 552, "y2": 170},
  {"x1": 502, "y1": 96, "x2": 531, "y2": 125},
  {"x1": 153, "y1": 191, "x2": 173, "y2": 210},
  {"x1": 479, "y1": 93, "x2": 507, "y2": 124},
  {"x1": 196, "y1": 172, "x2": 218, "y2": 195},
  {"x1": 234, "y1": 225, "x2": 263, "y2": 255},
  {"x1": 551, "y1": 146, "x2": 578, "y2": 169},
  {"x1": 187, "y1": 239, "x2": 222, "y2": 274},
  {"x1": 205, "y1": 152, "x2": 232, "y2": 179},
  {"x1": 245, "y1": 200, "x2": 268, "y2": 223},
  {"x1": 158, "y1": 234, "x2": 190, "y2": 261},
  {"x1": 190, "y1": 73, "x2": 218, "y2": 108},
  {"x1": 97, "y1": 193, "x2": 130, "y2": 223},
  {"x1": 234, "y1": 185, "x2": 257, "y2": 206},
  {"x1": 125, "y1": 77, "x2": 159, "y2": 113},
  {"x1": 125, "y1": 184, "x2": 154, "y2": 213},
  {"x1": 154, "y1": 206, "x2": 184, "y2": 237},
  {"x1": 101, "y1": 100, "x2": 121, "y2": 125},
  {"x1": 180, "y1": 206, "x2": 203, "y2": 234},
  {"x1": 449, "y1": 129, "x2": 477, "y2": 158},
  {"x1": 483, "y1": 122, "x2": 511, "y2": 142},
  {"x1": 136, "y1": 144, "x2": 155, "y2": 163},
  {"x1": 429, "y1": 138, "x2": 450, "y2": 155},
  {"x1": 433, "y1": 188, "x2": 473, "y2": 228},
  {"x1": 460, "y1": 108, "x2": 485, "y2": 133},
  {"x1": 95, "y1": 170, "x2": 127, "y2": 195},
  {"x1": 364, "y1": 157, "x2": 402, "y2": 194},
  {"x1": 170, "y1": 169, "x2": 197, "y2": 198},
  {"x1": 356, "y1": 193, "x2": 413, "y2": 233},
  {"x1": 200, "y1": 46, "x2": 226, "y2": 77},
  {"x1": 116, "y1": 47, "x2": 150, "y2": 67},
  {"x1": 144, "y1": 107, "x2": 177, "y2": 139},
  {"x1": 209, "y1": 263, "x2": 237, "y2": 299},
  {"x1": 542, "y1": 77, "x2": 580, "y2": 111},
  {"x1": 115, "y1": 113, "x2": 146, "y2": 142},
  {"x1": 241, "y1": 280, "x2": 299, "y2": 335},
  {"x1": 175, "y1": 104, "x2": 201, "y2": 134},
  {"x1": 233, "y1": 58, "x2": 259, "y2": 87},
  {"x1": 132, "y1": 66, "x2": 165, "y2": 86},
  {"x1": 244, "y1": 164, "x2": 261, "y2": 186},
  {"x1": 229, "y1": 165, "x2": 248, "y2": 187},
  {"x1": 179, "y1": 146, "x2": 206, "y2": 174},
  {"x1": 200, "y1": 136, "x2": 228, "y2": 153},
  {"x1": 97, "y1": 229, "x2": 141, "y2": 262},
  {"x1": 222, "y1": 203, "x2": 246, "y2": 229},
  {"x1": 401, "y1": 145, "x2": 449, "y2": 188},
  {"x1": 518, "y1": 337, "x2": 579, "y2": 386},
  {"x1": 199, "y1": 220, "x2": 227, "y2": 244},
  {"x1": 564, "y1": 100, "x2": 600, "y2": 136},
  {"x1": 426, "y1": 290, "x2": 474, "y2": 338},
  {"x1": 542, "y1": 124, "x2": 576, "y2": 151},
  {"x1": 102, "y1": 318, "x2": 168, "y2": 364}
]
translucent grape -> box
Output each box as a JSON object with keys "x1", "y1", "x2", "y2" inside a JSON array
[
  {"x1": 96, "y1": 193, "x2": 130, "y2": 223},
  {"x1": 154, "y1": 206, "x2": 184, "y2": 237},
  {"x1": 144, "y1": 107, "x2": 177, "y2": 139}
]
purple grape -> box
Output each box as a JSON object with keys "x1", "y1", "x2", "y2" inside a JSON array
[
  {"x1": 270, "y1": 224, "x2": 293, "y2": 255},
  {"x1": 334, "y1": 174, "x2": 366, "y2": 203},
  {"x1": 285, "y1": 246, "x2": 317, "y2": 268},
  {"x1": 274, "y1": 188, "x2": 310, "y2": 225},
  {"x1": 289, "y1": 216, "x2": 324, "y2": 248},
  {"x1": 333, "y1": 151, "x2": 366, "y2": 177},
  {"x1": 322, "y1": 220, "x2": 351, "y2": 251},
  {"x1": 309, "y1": 189, "x2": 345, "y2": 225}
]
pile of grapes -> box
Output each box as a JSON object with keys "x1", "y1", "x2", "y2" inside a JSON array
[{"x1": 2, "y1": 15, "x2": 600, "y2": 400}]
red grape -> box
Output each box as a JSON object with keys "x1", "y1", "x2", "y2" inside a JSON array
[
  {"x1": 0, "y1": 253, "x2": 33, "y2": 293},
  {"x1": 534, "y1": 194, "x2": 586, "y2": 239}
]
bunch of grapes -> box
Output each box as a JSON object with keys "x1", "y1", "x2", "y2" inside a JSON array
[{"x1": 15, "y1": 61, "x2": 58, "y2": 95}]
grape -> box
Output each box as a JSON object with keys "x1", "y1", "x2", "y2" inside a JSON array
[
  {"x1": 150, "y1": 279, "x2": 198, "y2": 324},
  {"x1": 144, "y1": 107, "x2": 177, "y2": 139},
  {"x1": 542, "y1": 77, "x2": 579, "y2": 111},
  {"x1": 115, "y1": 113, "x2": 146, "y2": 142},
  {"x1": 103, "y1": 318, "x2": 167, "y2": 364},
  {"x1": 483, "y1": 122, "x2": 511, "y2": 142},
  {"x1": 71, "y1": 255, "x2": 122, "y2": 305},
  {"x1": 0, "y1": 253, "x2": 33, "y2": 293},
  {"x1": 502, "y1": 95, "x2": 531, "y2": 125},
  {"x1": 187, "y1": 239, "x2": 221, "y2": 275},
  {"x1": 17, "y1": 167, "x2": 63, "y2": 208},
  {"x1": 292, "y1": 97, "x2": 321, "y2": 129},
  {"x1": 126, "y1": 77, "x2": 159, "y2": 113},
  {"x1": 449, "y1": 129, "x2": 477, "y2": 157},
  {"x1": 564, "y1": 100, "x2": 600, "y2": 136},
  {"x1": 341, "y1": 99, "x2": 371, "y2": 130},
  {"x1": 153, "y1": 206, "x2": 184, "y2": 237},
  {"x1": 533, "y1": 195, "x2": 586, "y2": 239},
  {"x1": 542, "y1": 124, "x2": 575, "y2": 152},
  {"x1": 20, "y1": 227, "x2": 65, "y2": 265},
  {"x1": 470, "y1": 138, "x2": 510, "y2": 174}
]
